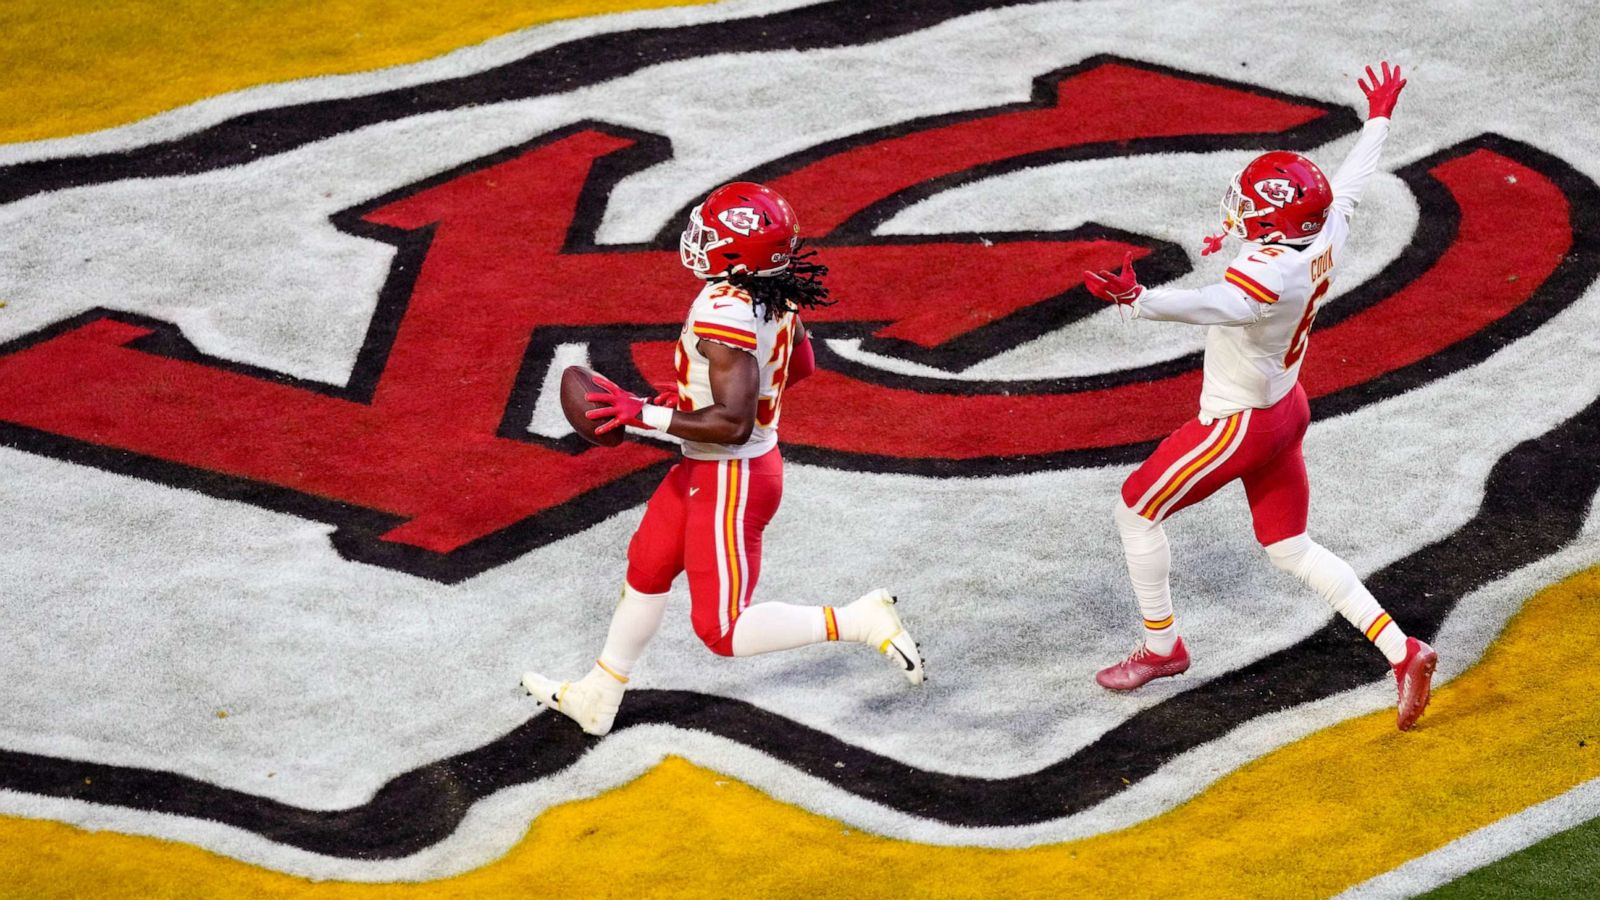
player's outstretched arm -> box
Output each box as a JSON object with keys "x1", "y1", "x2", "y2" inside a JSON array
[
  {"x1": 1084, "y1": 252, "x2": 1263, "y2": 326},
  {"x1": 1330, "y1": 62, "x2": 1405, "y2": 217},
  {"x1": 1084, "y1": 251, "x2": 1144, "y2": 306}
]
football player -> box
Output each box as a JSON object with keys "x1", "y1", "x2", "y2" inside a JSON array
[
  {"x1": 522, "y1": 183, "x2": 924, "y2": 736},
  {"x1": 1082, "y1": 63, "x2": 1438, "y2": 731}
]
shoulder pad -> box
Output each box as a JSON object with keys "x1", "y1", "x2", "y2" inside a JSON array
[
  {"x1": 1223, "y1": 250, "x2": 1286, "y2": 304},
  {"x1": 691, "y1": 282, "x2": 759, "y2": 351}
]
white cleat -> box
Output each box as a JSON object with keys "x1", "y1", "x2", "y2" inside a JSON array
[
  {"x1": 521, "y1": 665, "x2": 627, "y2": 736},
  {"x1": 848, "y1": 588, "x2": 925, "y2": 685}
]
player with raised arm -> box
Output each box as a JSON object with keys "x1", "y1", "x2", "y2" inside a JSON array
[
  {"x1": 522, "y1": 183, "x2": 924, "y2": 736},
  {"x1": 1082, "y1": 63, "x2": 1438, "y2": 730}
]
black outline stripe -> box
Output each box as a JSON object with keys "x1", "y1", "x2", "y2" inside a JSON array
[
  {"x1": 3, "y1": 389, "x2": 1597, "y2": 854},
  {"x1": 0, "y1": 0, "x2": 1047, "y2": 207},
  {"x1": 0, "y1": 0, "x2": 1597, "y2": 859}
]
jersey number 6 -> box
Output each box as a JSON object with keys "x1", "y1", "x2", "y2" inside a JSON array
[{"x1": 1284, "y1": 278, "x2": 1331, "y2": 367}]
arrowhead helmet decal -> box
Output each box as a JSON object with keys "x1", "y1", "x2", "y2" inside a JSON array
[
  {"x1": 716, "y1": 206, "x2": 761, "y2": 235},
  {"x1": 1253, "y1": 176, "x2": 1297, "y2": 207}
]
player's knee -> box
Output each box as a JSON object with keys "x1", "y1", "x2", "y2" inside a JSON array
[
  {"x1": 1264, "y1": 532, "x2": 1313, "y2": 575},
  {"x1": 694, "y1": 619, "x2": 736, "y2": 657},
  {"x1": 1266, "y1": 534, "x2": 1358, "y2": 596},
  {"x1": 1113, "y1": 497, "x2": 1153, "y2": 531},
  {"x1": 624, "y1": 533, "x2": 677, "y2": 595},
  {"x1": 624, "y1": 562, "x2": 674, "y2": 596},
  {"x1": 685, "y1": 580, "x2": 737, "y2": 655}
]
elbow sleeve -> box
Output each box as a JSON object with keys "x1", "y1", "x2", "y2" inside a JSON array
[{"x1": 789, "y1": 334, "x2": 816, "y2": 384}]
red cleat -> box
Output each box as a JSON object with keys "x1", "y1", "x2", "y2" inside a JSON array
[
  {"x1": 1096, "y1": 637, "x2": 1190, "y2": 691},
  {"x1": 1393, "y1": 637, "x2": 1438, "y2": 731}
]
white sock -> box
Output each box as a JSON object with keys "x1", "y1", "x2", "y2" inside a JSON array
[
  {"x1": 730, "y1": 602, "x2": 831, "y2": 657},
  {"x1": 1114, "y1": 500, "x2": 1178, "y2": 655},
  {"x1": 1265, "y1": 534, "x2": 1408, "y2": 665},
  {"x1": 595, "y1": 583, "x2": 669, "y2": 681}
]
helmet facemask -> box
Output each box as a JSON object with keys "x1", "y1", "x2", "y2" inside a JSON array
[
  {"x1": 679, "y1": 206, "x2": 736, "y2": 278},
  {"x1": 1220, "y1": 171, "x2": 1255, "y2": 241}
]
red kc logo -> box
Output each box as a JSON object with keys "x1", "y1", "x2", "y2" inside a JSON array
[{"x1": 0, "y1": 57, "x2": 1589, "y2": 581}]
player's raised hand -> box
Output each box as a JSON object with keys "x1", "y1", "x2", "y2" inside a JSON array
[
  {"x1": 1083, "y1": 251, "x2": 1144, "y2": 306},
  {"x1": 585, "y1": 373, "x2": 650, "y2": 434},
  {"x1": 1359, "y1": 61, "x2": 1406, "y2": 120}
]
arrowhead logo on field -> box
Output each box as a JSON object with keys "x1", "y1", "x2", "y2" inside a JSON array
[{"x1": 0, "y1": 56, "x2": 1588, "y2": 582}]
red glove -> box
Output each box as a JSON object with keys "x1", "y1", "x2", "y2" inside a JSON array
[
  {"x1": 1083, "y1": 251, "x2": 1144, "y2": 306},
  {"x1": 586, "y1": 373, "x2": 650, "y2": 435},
  {"x1": 788, "y1": 333, "x2": 816, "y2": 384},
  {"x1": 1359, "y1": 61, "x2": 1405, "y2": 119},
  {"x1": 650, "y1": 383, "x2": 679, "y2": 408}
]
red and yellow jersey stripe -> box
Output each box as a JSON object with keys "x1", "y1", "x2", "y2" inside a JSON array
[
  {"x1": 1224, "y1": 267, "x2": 1280, "y2": 304},
  {"x1": 693, "y1": 321, "x2": 758, "y2": 349}
]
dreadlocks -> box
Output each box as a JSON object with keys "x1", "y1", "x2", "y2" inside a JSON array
[{"x1": 715, "y1": 241, "x2": 835, "y2": 321}]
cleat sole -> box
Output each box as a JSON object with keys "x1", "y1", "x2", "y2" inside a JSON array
[{"x1": 1397, "y1": 651, "x2": 1438, "y2": 731}]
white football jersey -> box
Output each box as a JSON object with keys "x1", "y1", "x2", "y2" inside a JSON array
[
  {"x1": 673, "y1": 280, "x2": 798, "y2": 461},
  {"x1": 1133, "y1": 117, "x2": 1391, "y2": 423}
]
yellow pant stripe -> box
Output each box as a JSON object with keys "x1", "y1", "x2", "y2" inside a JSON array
[{"x1": 1140, "y1": 413, "x2": 1240, "y2": 519}]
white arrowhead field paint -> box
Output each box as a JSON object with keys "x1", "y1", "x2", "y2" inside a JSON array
[{"x1": 0, "y1": 0, "x2": 1596, "y2": 883}]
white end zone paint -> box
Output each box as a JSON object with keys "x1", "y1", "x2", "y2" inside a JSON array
[
  {"x1": 0, "y1": 0, "x2": 1598, "y2": 883},
  {"x1": 528, "y1": 342, "x2": 592, "y2": 439}
]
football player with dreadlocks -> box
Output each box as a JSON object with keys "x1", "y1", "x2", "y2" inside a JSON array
[
  {"x1": 1083, "y1": 63, "x2": 1438, "y2": 731},
  {"x1": 523, "y1": 182, "x2": 924, "y2": 736}
]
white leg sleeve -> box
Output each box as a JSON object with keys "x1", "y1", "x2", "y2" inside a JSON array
[
  {"x1": 1113, "y1": 499, "x2": 1178, "y2": 653},
  {"x1": 1265, "y1": 533, "x2": 1407, "y2": 663},
  {"x1": 596, "y1": 583, "x2": 669, "y2": 678},
  {"x1": 730, "y1": 602, "x2": 828, "y2": 657}
]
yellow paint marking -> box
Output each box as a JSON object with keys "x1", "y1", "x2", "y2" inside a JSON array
[
  {"x1": 0, "y1": 0, "x2": 713, "y2": 145},
  {"x1": 3, "y1": 566, "x2": 1597, "y2": 897}
]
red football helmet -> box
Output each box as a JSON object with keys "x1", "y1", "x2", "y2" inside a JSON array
[
  {"x1": 679, "y1": 181, "x2": 800, "y2": 278},
  {"x1": 1220, "y1": 151, "x2": 1333, "y2": 245}
]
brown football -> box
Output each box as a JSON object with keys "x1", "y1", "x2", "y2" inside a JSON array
[{"x1": 560, "y1": 365, "x2": 626, "y2": 447}]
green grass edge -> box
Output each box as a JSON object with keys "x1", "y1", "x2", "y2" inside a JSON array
[{"x1": 1422, "y1": 811, "x2": 1600, "y2": 899}]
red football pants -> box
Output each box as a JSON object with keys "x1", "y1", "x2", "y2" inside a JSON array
[
  {"x1": 626, "y1": 447, "x2": 783, "y2": 656},
  {"x1": 1120, "y1": 384, "x2": 1311, "y2": 546}
]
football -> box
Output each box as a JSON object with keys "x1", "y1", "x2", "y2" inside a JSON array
[{"x1": 560, "y1": 365, "x2": 625, "y2": 447}]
